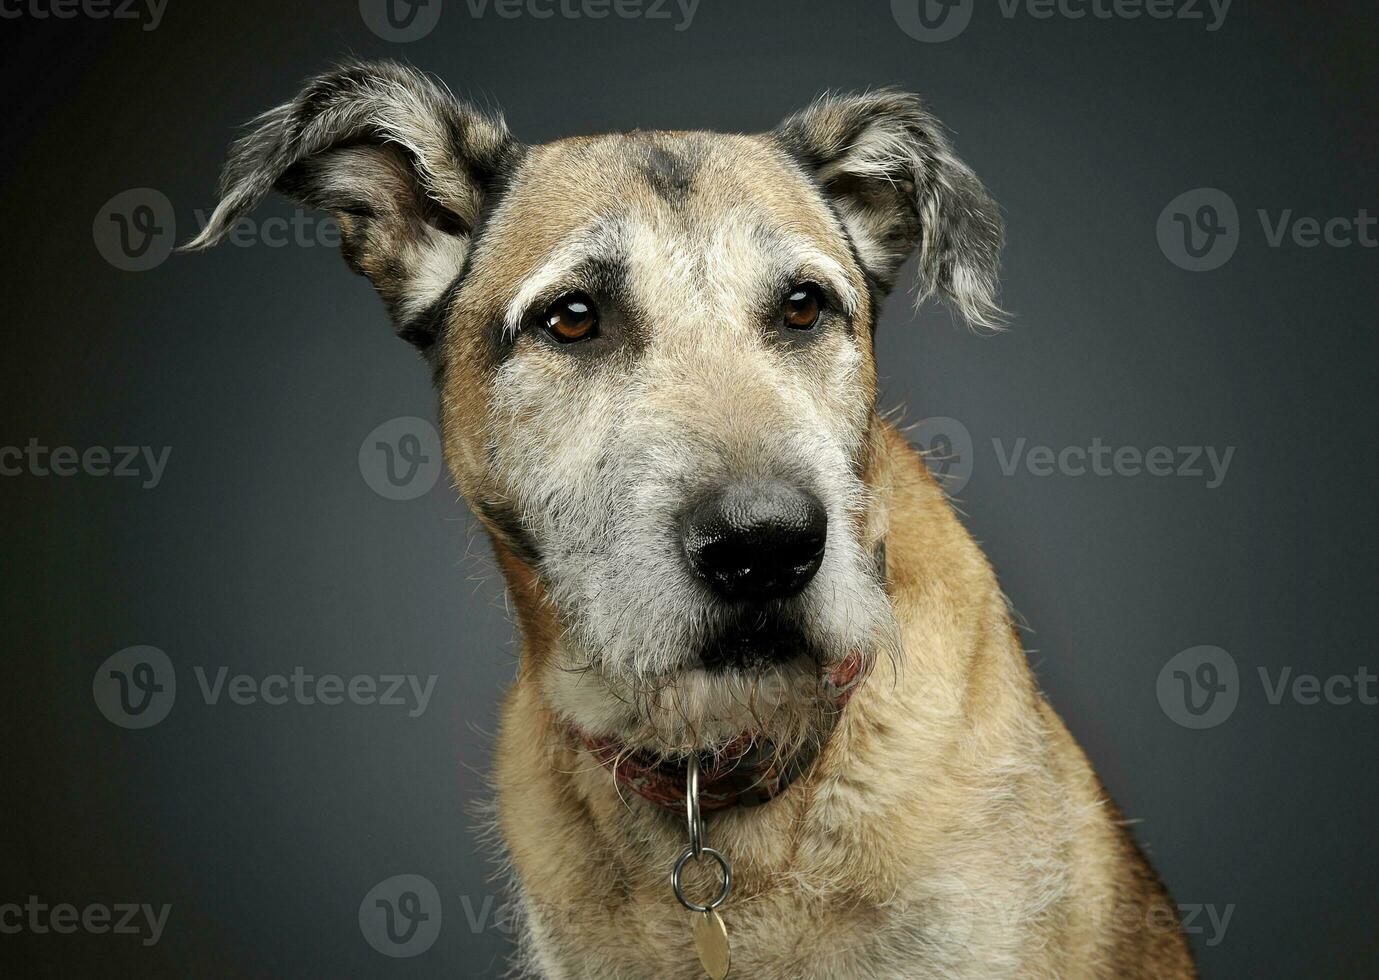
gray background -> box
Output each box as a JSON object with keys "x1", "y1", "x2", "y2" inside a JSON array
[{"x1": 3, "y1": 1, "x2": 1376, "y2": 976}]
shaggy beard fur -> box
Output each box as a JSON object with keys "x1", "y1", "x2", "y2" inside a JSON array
[
  {"x1": 546, "y1": 632, "x2": 897, "y2": 763},
  {"x1": 530, "y1": 446, "x2": 899, "y2": 757}
]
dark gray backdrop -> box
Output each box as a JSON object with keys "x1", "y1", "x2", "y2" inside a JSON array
[{"x1": 3, "y1": 1, "x2": 1376, "y2": 976}]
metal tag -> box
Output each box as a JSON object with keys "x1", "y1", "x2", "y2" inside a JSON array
[{"x1": 692, "y1": 909, "x2": 731, "y2": 979}]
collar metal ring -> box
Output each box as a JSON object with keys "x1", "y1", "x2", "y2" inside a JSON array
[
  {"x1": 670, "y1": 844, "x2": 732, "y2": 913},
  {"x1": 686, "y1": 753, "x2": 704, "y2": 858}
]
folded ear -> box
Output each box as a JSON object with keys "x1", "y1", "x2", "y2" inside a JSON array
[
  {"x1": 184, "y1": 59, "x2": 522, "y2": 349},
  {"x1": 773, "y1": 91, "x2": 1005, "y2": 329}
]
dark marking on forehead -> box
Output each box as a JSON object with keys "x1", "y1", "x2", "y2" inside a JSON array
[{"x1": 636, "y1": 140, "x2": 697, "y2": 204}]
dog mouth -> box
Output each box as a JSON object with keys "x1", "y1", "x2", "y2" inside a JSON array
[
  {"x1": 698, "y1": 612, "x2": 822, "y2": 672},
  {"x1": 574, "y1": 650, "x2": 867, "y2": 811}
]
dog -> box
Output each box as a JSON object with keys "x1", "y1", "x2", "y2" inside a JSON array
[{"x1": 189, "y1": 59, "x2": 1195, "y2": 978}]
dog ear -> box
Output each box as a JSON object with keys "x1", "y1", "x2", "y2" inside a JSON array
[
  {"x1": 183, "y1": 59, "x2": 522, "y2": 349},
  {"x1": 773, "y1": 90, "x2": 1005, "y2": 329}
]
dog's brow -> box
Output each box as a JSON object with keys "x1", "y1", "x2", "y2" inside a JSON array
[
  {"x1": 768, "y1": 236, "x2": 861, "y2": 319},
  {"x1": 502, "y1": 221, "x2": 629, "y2": 339}
]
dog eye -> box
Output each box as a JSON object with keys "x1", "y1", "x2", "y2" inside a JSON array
[
  {"x1": 543, "y1": 292, "x2": 599, "y2": 343},
  {"x1": 782, "y1": 283, "x2": 824, "y2": 330}
]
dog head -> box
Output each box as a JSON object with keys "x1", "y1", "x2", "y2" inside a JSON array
[{"x1": 190, "y1": 60, "x2": 1003, "y2": 759}]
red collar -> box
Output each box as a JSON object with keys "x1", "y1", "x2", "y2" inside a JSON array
[{"x1": 575, "y1": 651, "x2": 866, "y2": 812}]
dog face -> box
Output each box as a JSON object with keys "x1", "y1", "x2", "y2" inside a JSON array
[
  {"x1": 191, "y1": 60, "x2": 1003, "y2": 754},
  {"x1": 450, "y1": 133, "x2": 891, "y2": 749}
]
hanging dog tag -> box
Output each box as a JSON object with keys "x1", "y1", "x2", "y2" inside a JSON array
[
  {"x1": 692, "y1": 909, "x2": 730, "y2": 979},
  {"x1": 675, "y1": 756, "x2": 732, "y2": 978}
]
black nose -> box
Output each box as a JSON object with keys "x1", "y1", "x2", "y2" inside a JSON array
[{"x1": 682, "y1": 481, "x2": 827, "y2": 601}]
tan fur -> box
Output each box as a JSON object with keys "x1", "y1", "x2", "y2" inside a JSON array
[
  {"x1": 490, "y1": 422, "x2": 1193, "y2": 978},
  {"x1": 426, "y1": 130, "x2": 1194, "y2": 978},
  {"x1": 191, "y1": 66, "x2": 1194, "y2": 975}
]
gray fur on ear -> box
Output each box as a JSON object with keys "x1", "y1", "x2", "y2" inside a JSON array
[
  {"x1": 774, "y1": 90, "x2": 1006, "y2": 329},
  {"x1": 184, "y1": 59, "x2": 522, "y2": 345}
]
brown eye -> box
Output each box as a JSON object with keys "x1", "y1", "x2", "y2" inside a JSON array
[
  {"x1": 544, "y1": 292, "x2": 599, "y2": 343},
  {"x1": 783, "y1": 284, "x2": 824, "y2": 330}
]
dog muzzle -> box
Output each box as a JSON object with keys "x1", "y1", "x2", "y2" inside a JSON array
[{"x1": 574, "y1": 650, "x2": 867, "y2": 811}]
